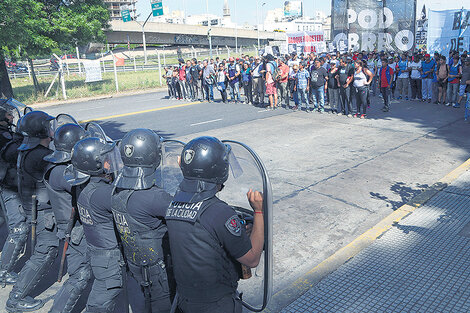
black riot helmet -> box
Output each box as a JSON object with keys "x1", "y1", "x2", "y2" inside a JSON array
[
  {"x1": 180, "y1": 136, "x2": 231, "y2": 185},
  {"x1": 18, "y1": 111, "x2": 54, "y2": 151},
  {"x1": 44, "y1": 123, "x2": 86, "y2": 164},
  {"x1": 113, "y1": 128, "x2": 162, "y2": 190},
  {"x1": 64, "y1": 137, "x2": 123, "y2": 186}
]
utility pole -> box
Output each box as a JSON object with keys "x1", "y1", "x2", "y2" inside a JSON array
[
  {"x1": 257, "y1": 0, "x2": 260, "y2": 51},
  {"x1": 135, "y1": 12, "x2": 152, "y2": 65},
  {"x1": 235, "y1": 0, "x2": 238, "y2": 54}
]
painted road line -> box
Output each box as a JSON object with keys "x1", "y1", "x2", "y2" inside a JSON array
[
  {"x1": 79, "y1": 101, "x2": 199, "y2": 123},
  {"x1": 190, "y1": 118, "x2": 223, "y2": 127},
  {"x1": 263, "y1": 157, "x2": 470, "y2": 313}
]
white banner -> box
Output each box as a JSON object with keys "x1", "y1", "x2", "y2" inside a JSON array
[
  {"x1": 83, "y1": 60, "x2": 102, "y2": 83},
  {"x1": 427, "y1": 9, "x2": 470, "y2": 57},
  {"x1": 286, "y1": 31, "x2": 327, "y2": 55}
]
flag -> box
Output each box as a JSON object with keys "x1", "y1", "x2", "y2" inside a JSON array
[{"x1": 421, "y1": 5, "x2": 426, "y2": 20}]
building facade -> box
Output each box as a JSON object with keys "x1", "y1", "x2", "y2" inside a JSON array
[{"x1": 104, "y1": 0, "x2": 137, "y2": 20}]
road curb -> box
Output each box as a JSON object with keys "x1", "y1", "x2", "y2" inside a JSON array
[
  {"x1": 29, "y1": 87, "x2": 168, "y2": 109},
  {"x1": 263, "y1": 157, "x2": 470, "y2": 313}
]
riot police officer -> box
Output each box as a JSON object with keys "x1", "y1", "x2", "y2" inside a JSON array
[
  {"x1": 65, "y1": 137, "x2": 125, "y2": 313},
  {"x1": 111, "y1": 128, "x2": 173, "y2": 313},
  {"x1": 0, "y1": 107, "x2": 25, "y2": 285},
  {"x1": 166, "y1": 136, "x2": 264, "y2": 313},
  {"x1": 6, "y1": 111, "x2": 56, "y2": 312},
  {"x1": 43, "y1": 123, "x2": 92, "y2": 313}
]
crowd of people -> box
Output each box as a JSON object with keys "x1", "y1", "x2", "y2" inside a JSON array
[{"x1": 164, "y1": 49, "x2": 470, "y2": 119}]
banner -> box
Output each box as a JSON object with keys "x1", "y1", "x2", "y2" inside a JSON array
[
  {"x1": 284, "y1": 1, "x2": 302, "y2": 17},
  {"x1": 331, "y1": 0, "x2": 416, "y2": 52},
  {"x1": 427, "y1": 9, "x2": 470, "y2": 57},
  {"x1": 286, "y1": 31, "x2": 327, "y2": 55},
  {"x1": 83, "y1": 60, "x2": 102, "y2": 83}
]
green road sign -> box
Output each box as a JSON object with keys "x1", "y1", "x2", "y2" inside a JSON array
[
  {"x1": 151, "y1": 0, "x2": 163, "y2": 17},
  {"x1": 121, "y1": 7, "x2": 132, "y2": 22}
]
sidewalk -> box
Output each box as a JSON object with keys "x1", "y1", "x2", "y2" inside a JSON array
[{"x1": 280, "y1": 164, "x2": 470, "y2": 312}]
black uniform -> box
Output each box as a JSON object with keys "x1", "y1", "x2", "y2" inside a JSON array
[
  {"x1": 44, "y1": 164, "x2": 92, "y2": 312},
  {"x1": 77, "y1": 177, "x2": 124, "y2": 313},
  {"x1": 166, "y1": 179, "x2": 252, "y2": 313},
  {"x1": 7, "y1": 144, "x2": 58, "y2": 309},
  {"x1": 112, "y1": 186, "x2": 173, "y2": 313},
  {"x1": 0, "y1": 130, "x2": 27, "y2": 280}
]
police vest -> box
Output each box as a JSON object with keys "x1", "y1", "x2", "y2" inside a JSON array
[
  {"x1": 166, "y1": 196, "x2": 240, "y2": 302},
  {"x1": 77, "y1": 179, "x2": 117, "y2": 249},
  {"x1": 44, "y1": 164, "x2": 73, "y2": 227},
  {"x1": 0, "y1": 135, "x2": 20, "y2": 189},
  {"x1": 111, "y1": 189, "x2": 167, "y2": 267},
  {"x1": 228, "y1": 64, "x2": 239, "y2": 82},
  {"x1": 17, "y1": 147, "x2": 50, "y2": 213}
]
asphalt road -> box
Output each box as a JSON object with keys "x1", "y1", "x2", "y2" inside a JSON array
[{"x1": 2, "y1": 90, "x2": 470, "y2": 312}]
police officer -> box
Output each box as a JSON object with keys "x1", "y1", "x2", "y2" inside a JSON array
[
  {"x1": 43, "y1": 123, "x2": 92, "y2": 313},
  {"x1": 0, "y1": 107, "x2": 26, "y2": 285},
  {"x1": 6, "y1": 111, "x2": 56, "y2": 312},
  {"x1": 166, "y1": 136, "x2": 264, "y2": 313},
  {"x1": 65, "y1": 137, "x2": 125, "y2": 313},
  {"x1": 111, "y1": 128, "x2": 173, "y2": 313}
]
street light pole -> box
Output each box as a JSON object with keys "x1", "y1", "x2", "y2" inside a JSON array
[
  {"x1": 257, "y1": 0, "x2": 260, "y2": 51},
  {"x1": 136, "y1": 12, "x2": 152, "y2": 65},
  {"x1": 206, "y1": 0, "x2": 212, "y2": 59},
  {"x1": 235, "y1": 0, "x2": 238, "y2": 54}
]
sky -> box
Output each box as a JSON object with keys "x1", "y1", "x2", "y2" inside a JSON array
[
  {"x1": 135, "y1": 0, "x2": 331, "y2": 24},
  {"x1": 135, "y1": 0, "x2": 467, "y2": 23}
]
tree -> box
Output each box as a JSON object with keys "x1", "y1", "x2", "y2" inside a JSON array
[{"x1": 0, "y1": 0, "x2": 110, "y2": 98}]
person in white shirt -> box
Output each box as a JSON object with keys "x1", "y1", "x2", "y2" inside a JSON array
[{"x1": 409, "y1": 55, "x2": 423, "y2": 100}]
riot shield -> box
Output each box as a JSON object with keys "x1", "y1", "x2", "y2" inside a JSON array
[
  {"x1": 160, "y1": 139, "x2": 185, "y2": 196},
  {"x1": 218, "y1": 140, "x2": 273, "y2": 312},
  {"x1": 0, "y1": 98, "x2": 29, "y2": 132},
  {"x1": 48, "y1": 113, "x2": 79, "y2": 137},
  {"x1": 84, "y1": 122, "x2": 112, "y2": 142}
]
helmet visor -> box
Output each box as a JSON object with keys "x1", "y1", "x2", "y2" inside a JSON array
[
  {"x1": 102, "y1": 142, "x2": 124, "y2": 174},
  {"x1": 0, "y1": 99, "x2": 23, "y2": 132},
  {"x1": 85, "y1": 122, "x2": 112, "y2": 142},
  {"x1": 64, "y1": 164, "x2": 90, "y2": 186}
]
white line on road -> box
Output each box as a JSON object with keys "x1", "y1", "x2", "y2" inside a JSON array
[{"x1": 190, "y1": 118, "x2": 223, "y2": 126}]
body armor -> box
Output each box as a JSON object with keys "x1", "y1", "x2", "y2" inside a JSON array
[
  {"x1": 111, "y1": 188, "x2": 167, "y2": 266},
  {"x1": 166, "y1": 196, "x2": 240, "y2": 302}
]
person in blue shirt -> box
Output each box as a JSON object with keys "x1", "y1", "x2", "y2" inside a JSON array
[
  {"x1": 241, "y1": 62, "x2": 253, "y2": 104},
  {"x1": 421, "y1": 54, "x2": 436, "y2": 103},
  {"x1": 293, "y1": 63, "x2": 310, "y2": 112}
]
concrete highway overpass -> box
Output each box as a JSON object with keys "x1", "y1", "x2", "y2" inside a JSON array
[{"x1": 106, "y1": 20, "x2": 286, "y2": 47}]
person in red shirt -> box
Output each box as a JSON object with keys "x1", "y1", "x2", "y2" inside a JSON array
[
  {"x1": 178, "y1": 58, "x2": 188, "y2": 100},
  {"x1": 277, "y1": 58, "x2": 290, "y2": 107},
  {"x1": 379, "y1": 58, "x2": 394, "y2": 112}
]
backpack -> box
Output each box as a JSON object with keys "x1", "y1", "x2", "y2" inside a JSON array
[{"x1": 269, "y1": 61, "x2": 281, "y2": 81}]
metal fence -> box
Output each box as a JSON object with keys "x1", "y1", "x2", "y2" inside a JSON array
[{"x1": 8, "y1": 46, "x2": 259, "y2": 80}]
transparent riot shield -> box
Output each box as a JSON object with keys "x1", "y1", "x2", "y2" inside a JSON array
[
  {"x1": 218, "y1": 140, "x2": 273, "y2": 312},
  {"x1": 160, "y1": 139, "x2": 185, "y2": 196},
  {"x1": 0, "y1": 98, "x2": 29, "y2": 132},
  {"x1": 48, "y1": 113, "x2": 79, "y2": 137},
  {"x1": 84, "y1": 122, "x2": 112, "y2": 142}
]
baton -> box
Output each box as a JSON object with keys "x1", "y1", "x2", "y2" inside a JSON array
[
  {"x1": 170, "y1": 291, "x2": 179, "y2": 313},
  {"x1": 141, "y1": 259, "x2": 152, "y2": 313},
  {"x1": 57, "y1": 206, "x2": 77, "y2": 282},
  {"x1": 30, "y1": 195, "x2": 37, "y2": 256}
]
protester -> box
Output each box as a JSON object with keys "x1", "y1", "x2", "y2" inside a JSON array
[
  {"x1": 327, "y1": 60, "x2": 340, "y2": 114},
  {"x1": 353, "y1": 60, "x2": 374, "y2": 118},
  {"x1": 396, "y1": 54, "x2": 411, "y2": 100},
  {"x1": 265, "y1": 54, "x2": 278, "y2": 110},
  {"x1": 379, "y1": 58, "x2": 394, "y2": 112},
  {"x1": 241, "y1": 62, "x2": 253, "y2": 104},
  {"x1": 338, "y1": 57, "x2": 355, "y2": 116},
  {"x1": 410, "y1": 54, "x2": 423, "y2": 100},
  {"x1": 310, "y1": 59, "x2": 328, "y2": 113},
  {"x1": 277, "y1": 58, "x2": 290, "y2": 107},
  {"x1": 178, "y1": 59, "x2": 188, "y2": 100},
  {"x1": 251, "y1": 57, "x2": 265, "y2": 105},
  {"x1": 436, "y1": 56, "x2": 449, "y2": 104},
  {"x1": 459, "y1": 58, "x2": 470, "y2": 108},
  {"x1": 227, "y1": 57, "x2": 241, "y2": 103},
  {"x1": 446, "y1": 55, "x2": 462, "y2": 107},
  {"x1": 294, "y1": 63, "x2": 309, "y2": 112},
  {"x1": 216, "y1": 62, "x2": 228, "y2": 103},
  {"x1": 202, "y1": 59, "x2": 215, "y2": 102}
]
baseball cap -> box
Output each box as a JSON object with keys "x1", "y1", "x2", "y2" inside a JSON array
[
  {"x1": 229, "y1": 57, "x2": 234, "y2": 62},
  {"x1": 425, "y1": 54, "x2": 430, "y2": 57}
]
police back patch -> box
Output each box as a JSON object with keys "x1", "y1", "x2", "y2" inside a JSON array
[{"x1": 225, "y1": 215, "x2": 241, "y2": 236}]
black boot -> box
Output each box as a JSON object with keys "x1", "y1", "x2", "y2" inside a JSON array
[
  {"x1": 0, "y1": 270, "x2": 18, "y2": 285},
  {"x1": 6, "y1": 293, "x2": 44, "y2": 312}
]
